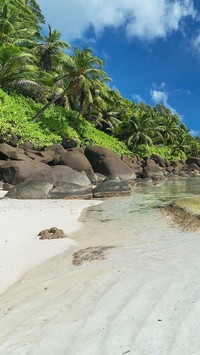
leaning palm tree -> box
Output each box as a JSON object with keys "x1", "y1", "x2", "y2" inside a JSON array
[{"x1": 32, "y1": 48, "x2": 110, "y2": 122}]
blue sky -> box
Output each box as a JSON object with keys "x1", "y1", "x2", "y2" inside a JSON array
[{"x1": 38, "y1": 0, "x2": 200, "y2": 135}]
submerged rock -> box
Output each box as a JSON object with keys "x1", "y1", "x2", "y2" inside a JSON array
[
  {"x1": 163, "y1": 196, "x2": 200, "y2": 232},
  {"x1": 92, "y1": 180, "x2": 133, "y2": 198},
  {"x1": 72, "y1": 246, "x2": 115, "y2": 266}
]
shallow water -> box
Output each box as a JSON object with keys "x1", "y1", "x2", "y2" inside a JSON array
[
  {"x1": 1, "y1": 178, "x2": 200, "y2": 355},
  {"x1": 76, "y1": 177, "x2": 200, "y2": 249}
]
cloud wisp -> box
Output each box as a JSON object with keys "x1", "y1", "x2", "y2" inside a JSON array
[
  {"x1": 38, "y1": 0, "x2": 196, "y2": 42},
  {"x1": 150, "y1": 89, "x2": 177, "y2": 114},
  {"x1": 132, "y1": 94, "x2": 145, "y2": 103}
]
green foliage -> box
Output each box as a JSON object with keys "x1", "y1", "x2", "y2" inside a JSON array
[
  {"x1": 39, "y1": 106, "x2": 80, "y2": 141},
  {"x1": 0, "y1": 89, "x2": 60, "y2": 146},
  {"x1": 40, "y1": 105, "x2": 131, "y2": 155},
  {"x1": 0, "y1": 88, "x2": 131, "y2": 155},
  {"x1": 135, "y1": 144, "x2": 187, "y2": 162}
]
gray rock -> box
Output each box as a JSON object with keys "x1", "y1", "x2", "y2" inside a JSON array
[
  {"x1": 0, "y1": 160, "x2": 51, "y2": 184},
  {"x1": 60, "y1": 149, "x2": 95, "y2": 181},
  {"x1": 186, "y1": 157, "x2": 200, "y2": 167},
  {"x1": 6, "y1": 180, "x2": 53, "y2": 199},
  {"x1": 25, "y1": 165, "x2": 91, "y2": 187},
  {"x1": 85, "y1": 145, "x2": 136, "y2": 181},
  {"x1": 0, "y1": 143, "x2": 24, "y2": 160},
  {"x1": 142, "y1": 159, "x2": 165, "y2": 181},
  {"x1": 3, "y1": 182, "x2": 14, "y2": 191},
  {"x1": 61, "y1": 137, "x2": 78, "y2": 149},
  {"x1": 92, "y1": 180, "x2": 133, "y2": 198},
  {"x1": 49, "y1": 182, "x2": 92, "y2": 199},
  {"x1": 187, "y1": 163, "x2": 200, "y2": 171}
]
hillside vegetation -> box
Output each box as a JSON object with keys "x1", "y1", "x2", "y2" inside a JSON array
[
  {"x1": 0, "y1": 88, "x2": 131, "y2": 155},
  {"x1": 0, "y1": 0, "x2": 199, "y2": 161}
]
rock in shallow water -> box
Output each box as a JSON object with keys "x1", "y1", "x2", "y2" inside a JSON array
[
  {"x1": 38, "y1": 227, "x2": 66, "y2": 240},
  {"x1": 163, "y1": 196, "x2": 200, "y2": 232},
  {"x1": 92, "y1": 180, "x2": 133, "y2": 198},
  {"x1": 72, "y1": 246, "x2": 115, "y2": 266}
]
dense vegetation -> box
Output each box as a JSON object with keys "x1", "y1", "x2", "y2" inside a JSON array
[{"x1": 0, "y1": 0, "x2": 199, "y2": 161}]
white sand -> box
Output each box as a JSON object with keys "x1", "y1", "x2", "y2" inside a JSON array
[
  {"x1": 1, "y1": 194, "x2": 200, "y2": 354},
  {"x1": 0, "y1": 191, "x2": 100, "y2": 294}
]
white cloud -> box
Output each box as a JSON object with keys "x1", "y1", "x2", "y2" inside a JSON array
[
  {"x1": 192, "y1": 33, "x2": 200, "y2": 53},
  {"x1": 190, "y1": 129, "x2": 200, "y2": 136},
  {"x1": 150, "y1": 89, "x2": 177, "y2": 114},
  {"x1": 151, "y1": 89, "x2": 168, "y2": 104},
  {"x1": 38, "y1": 0, "x2": 196, "y2": 41},
  {"x1": 132, "y1": 94, "x2": 145, "y2": 103}
]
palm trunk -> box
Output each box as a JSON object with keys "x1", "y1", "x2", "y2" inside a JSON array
[{"x1": 32, "y1": 86, "x2": 69, "y2": 122}]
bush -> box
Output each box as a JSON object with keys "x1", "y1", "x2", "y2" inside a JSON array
[{"x1": 135, "y1": 144, "x2": 187, "y2": 162}]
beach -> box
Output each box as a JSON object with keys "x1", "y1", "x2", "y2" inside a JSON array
[
  {"x1": 1, "y1": 180, "x2": 200, "y2": 354},
  {"x1": 0, "y1": 190, "x2": 100, "y2": 295}
]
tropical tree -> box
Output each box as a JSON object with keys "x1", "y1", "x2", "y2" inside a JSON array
[
  {"x1": 25, "y1": 0, "x2": 45, "y2": 23},
  {"x1": 0, "y1": 0, "x2": 41, "y2": 46},
  {"x1": 0, "y1": 2, "x2": 15, "y2": 44},
  {"x1": 60, "y1": 48, "x2": 110, "y2": 113},
  {"x1": 91, "y1": 103, "x2": 122, "y2": 133},
  {"x1": 117, "y1": 110, "x2": 154, "y2": 149},
  {"x1": 0, "y1": 45, "x2": 37, "y2": 88},
  {"x1": 33, "y1": 48, "x2": 110, "y2": 122},
  {"x1": 34, "y1": 25, "x2": 70, "y2": 72},
  {"x1": 156, "y1": 115, "x2": 180, "y2": 145}
]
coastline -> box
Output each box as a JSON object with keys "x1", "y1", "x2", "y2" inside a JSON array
[
  {"x1": 1, "y1": 180, "x2": 200, "y2": 354},
  {"x1": 0, "y1": 190, "x2": 101, "y2": 294}
]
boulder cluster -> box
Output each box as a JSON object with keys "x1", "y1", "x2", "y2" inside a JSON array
[{"x1": 0, "y1": 142, "x2": 199, "y2": 199}]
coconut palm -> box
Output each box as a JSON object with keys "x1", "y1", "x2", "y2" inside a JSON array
[
  {"x1": 157, "y1": 115, "x2": 181, "y2": 144},
  {"x1": 33, "y1": 48, "x2": 110, "y2": 122},
  {"x1": 0, "y1": 0, "x2": 41, "y2": 47},
  {"x1": 0, "y1": 2, "x2": 15, "y2": 44},
  {"x1": 25, "y1": 0, "x2": 45, "y2": 23},
  {"x1": 35, "y1": 25, "x2": 70, "y2": 72},
  {"x1": 0, "y1": 44, "x2": 37, "y2": 88},
  {"x1": 91, "y1": 103, "x2": 122, "y2": 133},
  {"x1": 59, "y1": 48, "x2": 110, "y2": 113},
  {"x1": 118, "y1": 110, "x2": 154, "y2": 149}
]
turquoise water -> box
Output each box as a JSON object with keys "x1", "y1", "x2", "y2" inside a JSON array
[
  {"x1": 1, "y1": 178, "x2": 200, "y2": 355},
  {"x1": 78, "y1": 178, "x2": 200, "y2": 246},
  {"x1": 87, "y1": 177, "x2": 200, "y2": 216}
]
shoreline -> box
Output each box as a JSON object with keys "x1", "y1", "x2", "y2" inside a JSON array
[
  {"x1": 1, "y1": 180, "x2": 200, "y2": 353},
  {"x1": 0, "y1": 190, "x2": 101, "y2": 294}
]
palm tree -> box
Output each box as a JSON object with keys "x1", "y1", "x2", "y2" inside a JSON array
[
  {"x1": 172, "y1": 133, "x2": 192, "y2": 155},
  {"x1": 60, "y1": 48, "x2": 110, "y2": 113},
  {"x1": 0, "y1": 2, "x2": 15, "y2": 44},
  {"x1": 0, "y1": 0, "x2": 41, "y2": 47},
  {"x1": 0, "y1": 44, "x2": 37, "y2": 88},
  {"x1": 25, "y1": 0, "x2": 45, "y2": 24},
  {"x1": 157, "y1": 115, "x2": 180, "y2": 144},
  {"x1": 32, "y1": 48, "x2": 110, "y2": 122},
  {"x1": 35, "y1": 24, "x2": 70, "y2": 72},
  {"x1": 91, "y1": 103, "x2": 121, "y2": 133},
  {"x1": 118, "y1": 110, "x2": 154, "y2": 149}
]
